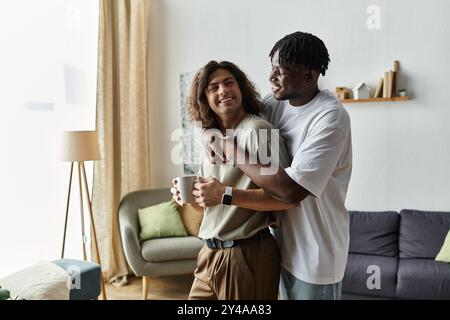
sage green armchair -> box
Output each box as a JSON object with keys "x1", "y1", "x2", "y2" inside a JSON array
[{"x1": 118, "y1": 188, "x2": 204, "y2": 299}]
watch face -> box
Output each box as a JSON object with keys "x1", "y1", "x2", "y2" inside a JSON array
[{"x1": 222, "y1": 194, "x2": 232, "y2": 205}]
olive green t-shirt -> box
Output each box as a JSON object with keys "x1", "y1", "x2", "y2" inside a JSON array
[{"x1": 198, "y1": 114, "x2": 291, "y2": 241}]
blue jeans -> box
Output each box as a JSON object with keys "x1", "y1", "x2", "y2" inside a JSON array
[{"x1": 279, "y1": 265, "x2": 342, "y2": 300}]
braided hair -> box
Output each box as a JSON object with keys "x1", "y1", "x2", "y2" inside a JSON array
[{"x1": 269, "y1": 31, "x2": 330, "y2": 76}]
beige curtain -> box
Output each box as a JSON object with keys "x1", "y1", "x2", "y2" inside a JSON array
[{"x1": 93, "y1": 0, "x2": 151, "y2": 284}]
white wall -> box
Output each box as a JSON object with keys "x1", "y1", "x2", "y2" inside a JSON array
[{"x1": 148, "y1": 0, "x2": 450, "y2": 211}]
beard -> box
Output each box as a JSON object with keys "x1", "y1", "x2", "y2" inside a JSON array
[{"x1": 274, "y1": 89, "x2": 303, "y2": 101}]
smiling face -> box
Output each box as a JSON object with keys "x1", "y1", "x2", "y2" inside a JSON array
[
  {"x1": 205, "y1": 68, "x2": 244, "y2": 118},
  {"x1": 269, "y1": 50, "x2": 318, "y2": 105}
]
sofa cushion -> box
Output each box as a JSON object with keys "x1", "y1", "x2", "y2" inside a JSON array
[
  {"x1": 138, "y1": 200, "x2": 188, "y2": 241},
  {"x1": 399, "y1": 209, "x2": 450, "y2": 259},
  {"x1": 342, "y1": 253, "x2": 398, "y2": 298},
  {"x1": 436, "y1": 230, "x2": 450, "y2": 263},
  {"x1": 141, "y1": 236, "x2": 204, "y2": 262},
  {"x1": 397, "y1": 259, "x2": 450, "y2": 299},
  {"x1": 180, "y1": 204, "x2": 204, "y2": 237},
  {"x1": 348, "y1": 211, "x2": 399, "y2": 257}
]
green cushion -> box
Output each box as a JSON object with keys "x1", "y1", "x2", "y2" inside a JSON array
[
  {"x1": 436, "y1": 230, "x2": 450, "y2": 263},
  {"x1": 138, "y1": 200, "x2": 187, "y2": 241}
]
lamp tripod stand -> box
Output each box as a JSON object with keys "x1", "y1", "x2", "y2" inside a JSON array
[{"x1": 61, "y1": 161, "x2": 107, "y2": 300}]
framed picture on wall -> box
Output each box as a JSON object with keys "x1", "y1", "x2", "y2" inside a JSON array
[{"x1": 179, "y1": 72, "x2": 202, "y2": 175}]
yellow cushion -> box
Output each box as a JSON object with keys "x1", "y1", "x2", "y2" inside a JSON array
[
  {"x1": 179, "y1": 203, "x2": 203, "y2": 237},
  {"x1": 435, "y1": 230, "x2": 450, "y2": 263}
]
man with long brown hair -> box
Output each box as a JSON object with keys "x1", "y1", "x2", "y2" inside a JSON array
[{"x1": 171, "y1": 60, "x2": 291, "y2": 300}]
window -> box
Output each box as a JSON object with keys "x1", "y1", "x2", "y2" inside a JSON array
[{"x1": 0, "y1": 0, "x2": 99, "y2": 276}]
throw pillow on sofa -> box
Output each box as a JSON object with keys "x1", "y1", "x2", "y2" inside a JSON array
[
  {"x1": 138, "y1": 200, "x2": 188, "y2": 241},
  {"x1": 435, "y1": 230, "x2": 450, "y2": 263},
  {"x1": 179, "y1": 203, "x2": 203, "y2": 236}
]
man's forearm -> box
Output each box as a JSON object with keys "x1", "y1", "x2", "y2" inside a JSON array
[
  {"x1": 237, "y1": 161, "x2": 288, "y2": 200},
  {"x1": 235, "y1": 147, "x2": 308, "y2": 203},
  {"x1": 232, "y1": 188, "x2": 295, "y2": 211}
]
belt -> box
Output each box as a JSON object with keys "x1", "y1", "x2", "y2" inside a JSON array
[{"x1": 205, "y1": 228, "x2": 270, "y2": 249}]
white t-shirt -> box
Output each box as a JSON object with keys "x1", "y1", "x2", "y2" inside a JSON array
[{"x1": 261, "y1": 89, "x2": 352, "y2": 285}]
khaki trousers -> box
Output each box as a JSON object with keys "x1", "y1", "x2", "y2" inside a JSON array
[{"x1": 189, "y1": 232, "x2": 280, "y2": 300}]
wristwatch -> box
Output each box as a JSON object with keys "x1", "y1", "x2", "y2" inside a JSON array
[{"x1": 221, "y1": 186, "x2": 233, "y2": 205}]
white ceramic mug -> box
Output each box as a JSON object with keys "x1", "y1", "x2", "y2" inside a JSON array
[{"x1": 174, "y1": 175, "x2": 197, "y2": 204}]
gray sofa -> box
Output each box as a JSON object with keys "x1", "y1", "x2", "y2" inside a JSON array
[{"x1": 342, "y1": 209, "x2": 450, "y2": 299}]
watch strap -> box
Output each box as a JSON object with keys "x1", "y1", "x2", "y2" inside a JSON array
[
  {"x1": 224, "y1": 186, "x2": 232, "y2": 197},
  {"x1": 221, "y1": 186, "x2": 233, "y2": 205}
]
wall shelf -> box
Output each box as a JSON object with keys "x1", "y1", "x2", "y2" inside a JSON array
[{"x1": 340, "y1": 96, "x2": 410, "y2": 103}]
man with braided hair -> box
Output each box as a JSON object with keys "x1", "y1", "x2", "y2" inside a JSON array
[{"x1": 196, "y1": 31, "x2": 352, "y2": 300}]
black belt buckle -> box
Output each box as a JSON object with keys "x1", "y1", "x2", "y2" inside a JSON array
[
  {"x1": 222, "y1": 240, "x2": 235, "y2": 248},
  {"x1": 206, "y1": 238, "x2": 235, "y2": 249}
]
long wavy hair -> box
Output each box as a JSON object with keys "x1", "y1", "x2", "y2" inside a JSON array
[{"x1": 187, "y1": 61, "x2": 261, "y2": 130}]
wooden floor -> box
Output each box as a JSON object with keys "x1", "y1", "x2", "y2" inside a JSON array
[{"x1": 105, "y1": 274, "x2": 194, "y2": 300}]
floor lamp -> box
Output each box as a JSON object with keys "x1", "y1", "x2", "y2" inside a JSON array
[{"x1": 61, "y1": 131, "x2": 107, "y2": 300}]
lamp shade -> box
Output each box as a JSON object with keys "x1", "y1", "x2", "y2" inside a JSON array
[{"x1": 61, "y1": 131, "x2": 101, "y2": 162}]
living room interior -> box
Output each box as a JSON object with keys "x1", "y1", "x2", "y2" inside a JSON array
[{"x1": 1, "y1": 0, "x2": 449, "y2": 301}]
